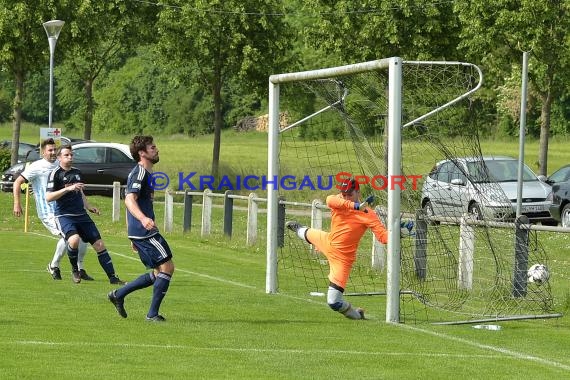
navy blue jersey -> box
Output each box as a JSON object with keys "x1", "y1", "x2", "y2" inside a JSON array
[
  {"x1": 126, "y1": 164, "x2": 158, "y2": 239},
  {"x1": 47, "y1": 166, "x2": 87, "y2": 216}
]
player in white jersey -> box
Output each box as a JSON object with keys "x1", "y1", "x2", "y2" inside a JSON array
[{"x1": 12, "y1": 138, "x2": 91, "y2": 281}]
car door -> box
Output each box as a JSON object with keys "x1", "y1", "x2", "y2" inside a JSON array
[
  {"x1": 448, "y1": 161, "x2": 470, "y2": 216},
  {"x1": 72, "y1": 146, "x2": 135, "y2": 194},
  {"x1": 428, "y1": 161, "x2": 459, "y2": 217},
  {"x1": 98, "y1": 147, "x2": 137, "y2": 185},
  {"x1": 72, "y1": 146, "x2": 110, "y2": 192}
]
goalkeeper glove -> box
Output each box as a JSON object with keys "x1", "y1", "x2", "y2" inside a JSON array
[
  {"x1": 400, "y1": 220, "x2": 415, "y2": 238},
  {"x1": 354, "y1": 195, "x2": 375, "y2": 212}
]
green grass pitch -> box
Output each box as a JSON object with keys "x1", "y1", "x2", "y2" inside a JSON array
[{"x1": 0, "y1": 191, "x2": 569, "y2": 379}]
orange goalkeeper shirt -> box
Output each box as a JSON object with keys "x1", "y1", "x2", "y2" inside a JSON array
[
  {"x1": 305, "y1": 194, "x2": 388, "y2": 288},
  {"x1": 325, "y1": 194, "x2": 388, "y2": 255}
]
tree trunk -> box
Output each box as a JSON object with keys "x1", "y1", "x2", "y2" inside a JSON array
[
  {"x1": 10, "y1": 70, "x2": 25, "y2": 166},
  {"x1": 538, "y1": 91, "x2": 552, "y2": 176},
  {"x1": 83, "y1": 78, "x2": 94, "y2": 140},
  {"x1": 211, "y1": 78, "x2": 223, "y2": 178}
]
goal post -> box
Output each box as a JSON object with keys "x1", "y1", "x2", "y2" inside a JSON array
[
  {"x1": 266, "y1": 57, "x2": 558, "y2": 325},
  {"x1": 266, "y1": 58, "x2": 404, "y2": 322}
]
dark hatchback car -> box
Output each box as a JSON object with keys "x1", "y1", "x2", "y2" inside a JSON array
[
  {"x1": 1, "y1": 142, "x2": 136, "y2": 196},
  {"x1": 0, "y1": 140, "x2": 37, "y2": 163},
  {"x1": 546, "y1": 164, "x2": 570, "y2": 227}
]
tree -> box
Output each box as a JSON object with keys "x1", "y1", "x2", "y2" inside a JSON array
[
  {"x1": 56, "y1": 1, "x2": 157, "y2": 140},
  {"x1": 455, "y1": 1, "x2": 570, "y2": 175},
  {"x1": 0, "y1": 1, "x2": 59, "y2": 164},
  {"x1": 303, "y1": 0, "x2": 462, "y2": 62},
  {"x1": 157, "y1": 0, "x2": 293, "y2": 177}
]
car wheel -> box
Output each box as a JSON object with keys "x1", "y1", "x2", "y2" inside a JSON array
[
  {"x1": 422, "y1": 199, "x2": 440, "y2": 225},
  {"x1": 468, "y1": 202, "x2": 483, "y2": 220},
  {"x1": 561, "y1": 204, "x2": 570, "y2": 228}
]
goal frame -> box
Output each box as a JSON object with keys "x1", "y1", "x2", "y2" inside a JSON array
[{"x1": 266, "y1": 58, "x2": 484, "y2": 323}]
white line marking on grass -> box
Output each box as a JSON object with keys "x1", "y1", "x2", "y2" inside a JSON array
[
  {"x1": 396, "y1": 323, "x2": 570, "y2": 372},
  {"x1": 13, "y1": 340, "x2": 503, "y2": 359}
]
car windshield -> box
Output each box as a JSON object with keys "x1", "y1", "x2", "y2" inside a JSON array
[
  {"x1": 466, "y1": 159, "x2": 537, "y2": 183},
  {"x1": 549, "y1": 166, "x2": 570, "y2": 183}
]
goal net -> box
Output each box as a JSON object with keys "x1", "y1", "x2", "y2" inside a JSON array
[{"x1": 266, "y1": 58, "x2": 557, "y2": 324}]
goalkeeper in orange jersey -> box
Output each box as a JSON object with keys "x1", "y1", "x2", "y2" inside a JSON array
[{"x1": 286, "y1": 178, "x2": 389, "y2": 320}]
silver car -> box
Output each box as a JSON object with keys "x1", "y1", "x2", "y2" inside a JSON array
[{"x1": 421, "y1": 156, "x2": 556, "y2": 224}]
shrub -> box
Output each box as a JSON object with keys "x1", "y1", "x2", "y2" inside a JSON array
[{"x1": 0, "y1": 148, "x2": 11, "y2": 172}]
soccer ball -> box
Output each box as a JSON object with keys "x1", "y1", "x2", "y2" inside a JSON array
[{"x1": 527, "y1": 263, "x2": 550, "y2": 285}]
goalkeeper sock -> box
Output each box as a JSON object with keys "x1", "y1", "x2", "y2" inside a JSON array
[{"x1": 296, "y1": 227, "x2": 309, "y2": 242}]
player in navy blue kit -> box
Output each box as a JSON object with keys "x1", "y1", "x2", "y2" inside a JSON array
[
  {"x1": 108, "y1": 135, "x2": 174, "y2": 322},
  {"x1": 46, "y1": 145, "x2": 124, "y2": 285}
]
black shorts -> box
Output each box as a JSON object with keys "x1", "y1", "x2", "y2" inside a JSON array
[
  {"x1": 56, "y1": 213, "x2": 101, "y2": 244},
  {"x1": 131, "y1": 233, "x2": 173, "y2": 269}
]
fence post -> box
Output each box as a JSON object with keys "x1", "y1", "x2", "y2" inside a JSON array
[
  {"x1": 247, "y1": 192, "x2": 258, "y2": 246},
  {"x1": 458, "y1": 213, "x2": 475, "y2": 289},
  {"x1": 164, "y1": 188, "x2": 173, "y2": 233},
  {"x1": 311, "y1": 199, "x2": 323, "y2": 230},
  {"x1": 201, "y1": 188, "x2": 212, "y2": 237},
  {"x1": 414, "y1": 210, "x2": 428, "y2": 280},
  {"x1": 277, "y1": 196, "x2": 285, "y2": 248},
  {"x1": 371, "y1": 236, "x2": 385, "y2": 271},
  {"x1": 183, "y1": 190, "x2": 193, "y2": 233},
  {"x1": 224, "y1": 190, "x2": 233, "y2": 237},
  {"x1": 112, "y1": 181, "x2": 121, "y2": 222},
  {"x1": 512, "y1": 215, "x2": 530, "y2": 297}
]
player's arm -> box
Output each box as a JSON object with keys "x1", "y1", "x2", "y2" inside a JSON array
[
  {"x1": 369, "y1": 216, "x2": 389, "y2": 244},
  {"x1": 12, "y1": 175, "x2": 27, "y2": 217},
  {"x1": 81, "y1": 190, "x2": 99, "y2": 215},
  {"x1": 46, "y1": 182, "x2": 84, "y2": 202},
  {"x1": 326, "y1": 194, "x2": 358, "y2": 210},
  {"x1": 125, "y1": 192, "x2": 155, "y2": 230}
]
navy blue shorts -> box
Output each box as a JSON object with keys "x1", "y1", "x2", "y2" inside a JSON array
[
  {"x1": 56, "y1": 213, "x2": 101, "y2": 244},
  {"x1": 131, "y1": 233, "x2": 173, "y2": 269}
]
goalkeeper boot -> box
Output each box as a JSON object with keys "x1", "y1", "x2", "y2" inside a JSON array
[
  {"x1": 356, "y1": 307, "x2": 366, "y2": 320},
  {"x1": 286, "y1": 220, "x2": 302, "y2": 232}
]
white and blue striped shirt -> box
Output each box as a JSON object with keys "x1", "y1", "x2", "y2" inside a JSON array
[{"x1": 20, "y1": 159, "x2": 58, "y2": 220}]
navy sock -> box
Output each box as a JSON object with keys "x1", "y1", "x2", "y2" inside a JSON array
[
  {"x1": 115, "y1": 272, "x2": 155, "y2": 299},
  {"x1": 96, "y1": 250, "x2": 116, "y2": 278},
  {"x1": 67, "y1": 245, "x2": 79, "y2": 272},
  {"x1": 147, "y1": 272, "x2": 171, "y2": 318}
]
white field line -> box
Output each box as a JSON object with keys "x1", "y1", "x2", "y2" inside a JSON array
[
  {"x1": 19, "y1": 231, "x2": 570, "y2": 372},
  {"x1": 12, "y1": 340, "x2": 503, "y2": 359}
]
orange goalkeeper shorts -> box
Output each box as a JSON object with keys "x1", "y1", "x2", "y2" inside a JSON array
[{"x1": 306, "y1": 228, "x2": 355, "y2": 289}]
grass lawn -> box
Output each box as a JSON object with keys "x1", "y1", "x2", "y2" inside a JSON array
[
  {"x1": 0, "y1": 189, "x2": 569, "y2": 379},
  {"x1": 1, "y1": 125, "x2": 570, "y2": 378}
]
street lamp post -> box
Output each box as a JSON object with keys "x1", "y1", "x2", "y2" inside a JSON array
[{"x1": 42, "y1": 19, "x2": 65, "y2": 129}]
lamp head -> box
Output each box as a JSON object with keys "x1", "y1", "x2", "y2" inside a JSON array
[{"x1": 43, "y1": 20, "x2": 65, "y2": 39}]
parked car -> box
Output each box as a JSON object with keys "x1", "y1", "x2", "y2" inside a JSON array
[
  {"x1": 421, "y1": 156, "x2": 556, "y2": 224},
  {"x1": 0, "y1": 140, "x2": 37, "y2": 163},
  {"x1": 546, "y1": 164, "x2": 570, "y2": 227},
  {"x1": 1, "y1": 142, "x2": 136, "y2": 196},
  {"x1": 24, "y1": 137, "x2": 92, "y2": 162}
]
